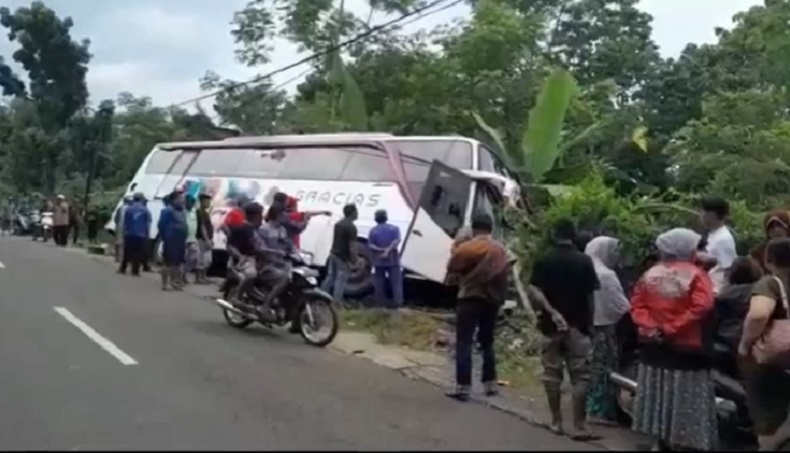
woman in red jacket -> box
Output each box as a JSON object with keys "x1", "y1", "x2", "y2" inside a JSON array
[{"x1": 630, "y1": 228, "x2": 718, "y2": 452}]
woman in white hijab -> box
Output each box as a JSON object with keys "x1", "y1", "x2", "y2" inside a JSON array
[
  {"x1": 630, "y1": 228, "x2": 718, "y2": 451},
  {"x1": 584, "y1": 236, "x2": 630, "y2": 424}
]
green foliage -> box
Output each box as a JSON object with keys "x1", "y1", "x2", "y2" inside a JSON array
[
  {"x1": 521, "y1": 69, "x2": 577, "y2": 182},
  {"x1": 0, "y1": 0, "x2": 784, "y2": 262},
  {"x1": 522, "y1": 172, "x2": 653, "y2": 265},
  {"x1": 517, "y1": 172, "x2": 764, "y2": 271}
]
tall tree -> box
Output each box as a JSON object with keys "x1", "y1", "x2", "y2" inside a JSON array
[
  {"x1": 200, "y1": 71, "x2": 291, "y2": 135},
  {"x1": 0, "y1": 56, "x2": 25, "y2": 97},
  {"x1": 0, "y1": 1, "x2": 91, "y2": 192}
]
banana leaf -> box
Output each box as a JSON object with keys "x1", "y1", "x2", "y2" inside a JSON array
[
  {"x1": 328, "y1": 50, "x2": 345, "y2": 86},
  {"x1": 522, "y1": 69, "x2": 577, "y2": 182},
  {"x1": 329, "y1": 51, "x2": 368, "y2": 131},
  {"x1": 558, "y1": 120, "x2": 608, "y2": 154},
  {"x1": 340, "y1": 65, "x2": 369, "y2": 131},
  {"x1": 471, "y1": 111, "x2": 518, "y2": 169}
]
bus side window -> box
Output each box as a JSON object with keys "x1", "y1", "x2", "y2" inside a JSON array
[
  {"x1": 478, "y1": 146, "x2": 496, "y2": 173},
  {"x1": 145, "y1": 149, "x2": 180, "y2": 174},
  {"x1": 479, "y1": 144, "x2": 517, "y2": 181}
]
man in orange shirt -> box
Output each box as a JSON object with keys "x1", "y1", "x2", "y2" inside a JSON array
[{"x1": 283, "y1": 195, "x2": 330, "y2": 249}]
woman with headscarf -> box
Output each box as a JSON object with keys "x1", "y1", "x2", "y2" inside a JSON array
[
  {"x1": 630, "y1": 228, "x2": 717, "y2": 451},
  {"x1": 584, "y1": 236, "x2": 630, "y2": 425},
  {"x1": 739, "y1": 238, "x2": 790, "y2": 450},
  {"x1": 750, "y1": 209, "x2": 790, "y2": 273}
]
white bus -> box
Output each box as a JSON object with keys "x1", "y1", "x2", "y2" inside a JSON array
[{"x1": 109, "y1": 134, "x2": 520, "y2": 297}]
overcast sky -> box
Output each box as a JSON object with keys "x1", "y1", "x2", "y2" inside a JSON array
[{"x1": 0, "y1": 0, "x2": 763, "y2": 111}]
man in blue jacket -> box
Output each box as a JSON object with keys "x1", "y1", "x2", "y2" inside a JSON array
[{"x1": 118, "y1": 192, "x2": 152, "y2": 276}]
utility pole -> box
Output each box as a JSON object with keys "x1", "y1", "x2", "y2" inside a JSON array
[{"x1": 82, "y1": 105, "x2": 112, "y2": 215}]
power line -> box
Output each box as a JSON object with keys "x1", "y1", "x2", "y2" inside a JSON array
[
  {"x1": 204, "y1": 66, "x2": 313, "y2": 124},
  {"x1": 386, "y1": 0, "x2": 464, "y2": 31},
  {"x1": 173, "y1": 0, "x2": 461, "y2": 108}
]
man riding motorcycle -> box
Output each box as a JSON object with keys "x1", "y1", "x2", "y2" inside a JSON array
[
  {"x1": 254, "y1": 203, "x2": 295, "y2": 320},
  {"x1": 226, "y1": 202, "x2": 294, "y2": 323},
  {"x1": 226, "y1": 202, "x2": 264, "y2": 304}
]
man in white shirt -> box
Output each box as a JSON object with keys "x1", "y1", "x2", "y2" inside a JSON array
[{"x1": 699, "y1": 197, "x2": 737, "y2": 294}]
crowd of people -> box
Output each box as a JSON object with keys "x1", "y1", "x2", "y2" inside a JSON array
[
  {"x1": 112, "y1": 189, "x2": 407, "y2": 312},
  {"x1": 31, "y1": 185, "x2": 790, "y2": 450},
  {"x1": 0, "y1": 195, "x2": 87, "y2": 245},
  {"x1": 443, "y1": 197, "x2": 790, "y2": 451}
]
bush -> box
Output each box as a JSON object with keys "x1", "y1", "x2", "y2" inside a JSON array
[{"x1": 513, "y1": 171, "x2": 764, "y2": 273}]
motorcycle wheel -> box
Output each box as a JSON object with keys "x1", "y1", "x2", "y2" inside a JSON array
[
  {"x1": 222, "y1": 284, "x2": 253, "y2": 329},
  {"x1": 298, "y1": 295, "x2": 339, "y2": 347}
]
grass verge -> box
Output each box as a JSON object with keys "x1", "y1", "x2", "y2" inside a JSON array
[
  {"x1": 340, "y1": 308, "x2": 543, "y2": 394},
  {"x1": 340, "y1": 308, "x2": 444, "y2": 352}
]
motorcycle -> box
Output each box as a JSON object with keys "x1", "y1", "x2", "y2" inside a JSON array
[
  {"x1": 609, "y1": 345, "x2": 755, "y2": 446},
  {"x1": 214, "y1": 252, "x2": 339, "y2": 347},
  {"x1": 12, "y1": 210, "x2": 33, "y2": 236},
  {"x1": 31, "y1": 212, "x2": 52, "y2": 242}
]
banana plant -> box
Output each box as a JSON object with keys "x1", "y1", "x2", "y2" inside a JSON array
[
  {"x1": 328, "y1": 51, "x2": 369, "y2": 132},
  {"x1": 326, "y1": 0, "x2": 368, "y2": 132},
  {"x1": 473, "y1": 68, "x2": 649, "y2": 187},
  {"x1": 473, "y1": 69, "x2": 577, "y2": 185}
]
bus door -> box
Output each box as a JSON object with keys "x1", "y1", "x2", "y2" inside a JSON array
[
  {"x1": 400, "y1": 160, "x2": 472, "y2": 283},
  {"x1": 152, "y1": 149, "x2": 199, "y2": 200}
]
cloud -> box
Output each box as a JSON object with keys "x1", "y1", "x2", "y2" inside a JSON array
[
  {"x1": 105, "y1": 4, "x2": 202, "y2": 51},
  {"x1": 639, "y1": 0, "x2": 760, "y2": 56},
  {"x1": 86, "y1": 61, "x2": 194, "y2": 106}
]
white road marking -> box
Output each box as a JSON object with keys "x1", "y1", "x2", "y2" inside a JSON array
[
  {"x1": 53, "y1": 307, "x2": 138, "y2": 366},
  {"x1": 0, "y1": 261, "x2": 6, "y2": 268}
]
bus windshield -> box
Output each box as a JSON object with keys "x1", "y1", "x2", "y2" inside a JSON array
[{"x1": 392, "y1": 139, "x2": 473, "y2": 199}]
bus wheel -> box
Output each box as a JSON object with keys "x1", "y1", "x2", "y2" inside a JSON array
[{"x1": 344, "y1": 247, "x2": 373, "y2": 298}]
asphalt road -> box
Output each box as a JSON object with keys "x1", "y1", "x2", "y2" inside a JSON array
[{"x1": 0, "y1": 236, "x2": 602, "y2": 451}]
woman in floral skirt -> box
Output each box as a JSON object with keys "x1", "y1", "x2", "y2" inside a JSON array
[{"x1": 630, "y1": 228, "x2": 718, "y2": 451}]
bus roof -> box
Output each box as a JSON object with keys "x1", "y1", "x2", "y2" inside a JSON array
[
  {"x1": 224, "y1": 133, "x2": 395, "y2": 143},
  {"x1": 155, "y1": 134, "x2": 478, "y2": 151}
]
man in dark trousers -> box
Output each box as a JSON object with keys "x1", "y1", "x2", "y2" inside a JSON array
[
  {"x1": 118, "y1": 193, "x2": 152, "y2": 276},
  {"x1": 529, "y1": 219, "x2": 600, "y2": 440},
  {"x1": 445, "y1": 213, "x2": 510, "y2": 402},
  {"x1": 321, "y1": 204, "x2": 358, "y2": 302}
]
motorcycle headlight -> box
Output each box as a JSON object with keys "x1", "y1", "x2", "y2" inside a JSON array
[
  {"x1": 298, "y1": 251, "x2": 314, "y2": 266},
  {"x1": 293, "y1": 267, "x2": 319, "y2": 279}
]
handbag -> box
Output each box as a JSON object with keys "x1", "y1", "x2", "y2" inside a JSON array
[{"x1": 752, "y1": 276, "x2": 790, "y2": 367}]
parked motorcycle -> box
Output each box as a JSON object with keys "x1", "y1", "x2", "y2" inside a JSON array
[
  {"x1": 31, "y1": 212, "x2": 53, "y2": 242},
  {"x1": 610, "y1": 344, "x2": 755, "y2": 446},
  {"x1": 215, "y1": 252, "x2": 339, "y2": 347},
  {"x1": 12, "y1": 211, "x2": 33, "y2": 236}
]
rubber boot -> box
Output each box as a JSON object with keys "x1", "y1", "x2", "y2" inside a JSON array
[
  {"x1": 160, "y1": 265, "x2": 170, "y2": 290},
  {"x1": 544, "y1": 384, "x2": 564, "y2": 434},
  {"x1": 170, "y1": 266, "x2": 184, "y2": 290}
]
